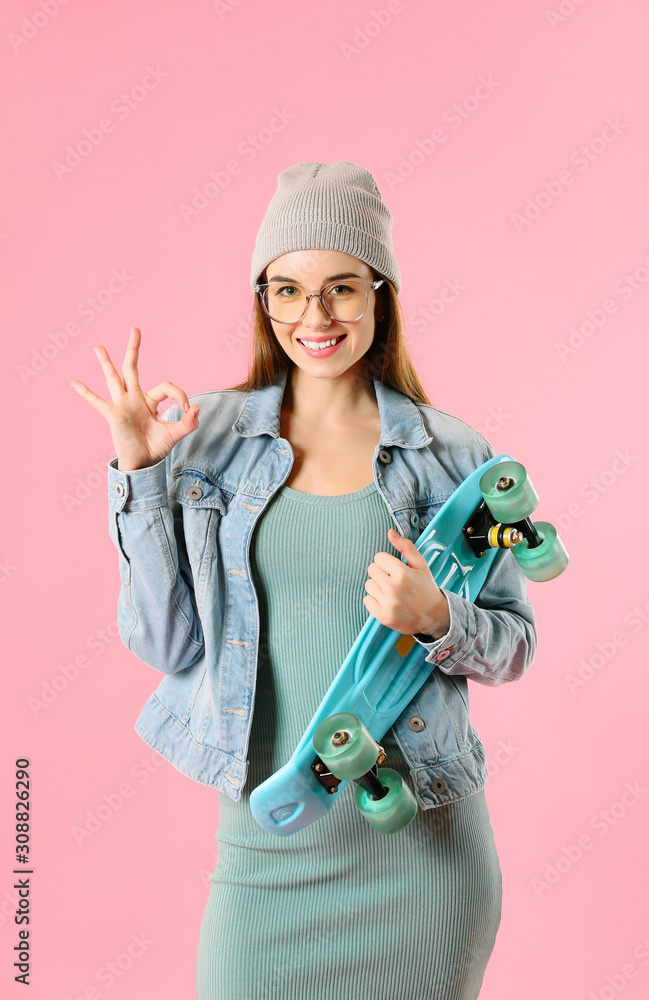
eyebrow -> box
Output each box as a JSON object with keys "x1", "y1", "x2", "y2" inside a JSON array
[{"x1": 266, "y1": 272, "x2": 362, "y2": 283}]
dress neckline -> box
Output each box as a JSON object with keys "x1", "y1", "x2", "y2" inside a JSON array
[{"x1": 278, "y1": 481, "x2": 378, "y2": 504}]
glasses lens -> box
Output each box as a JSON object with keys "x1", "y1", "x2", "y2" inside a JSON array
[{"x1": 263, "y1": 279, "x2": 368, "y2": 323}]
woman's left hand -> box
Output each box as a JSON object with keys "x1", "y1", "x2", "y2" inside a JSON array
[{"x1": 362, "y1": 528, "x2": 451, "y2": 639}]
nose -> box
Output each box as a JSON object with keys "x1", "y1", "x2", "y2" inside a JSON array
[{"x1": 301, "y1": 294, "x2": 331, "y2": 331}]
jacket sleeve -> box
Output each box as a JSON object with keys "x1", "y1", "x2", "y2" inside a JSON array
[
  {"x1": 412, "y1": 439, "x2": 538, "y2": 687},
  {"x1": 106, "y1": 410, "x2": 204, "y2": 675}
]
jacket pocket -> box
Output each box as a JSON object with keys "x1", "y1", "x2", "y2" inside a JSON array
[{"x1": 168, "y1": 471, "x2": 233, "y2": 569}]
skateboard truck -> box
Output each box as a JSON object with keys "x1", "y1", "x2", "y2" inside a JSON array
[
  {"x1": 463, "y1": 474, "x2": 544, "y2": 558},
  {"x1": 311, "y1": 733, "x2": 389, "y2": 801}
]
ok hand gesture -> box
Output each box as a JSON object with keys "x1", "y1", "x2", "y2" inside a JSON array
[{"x1": 70, "y1": 326, "x2": 199, "y2": 471}]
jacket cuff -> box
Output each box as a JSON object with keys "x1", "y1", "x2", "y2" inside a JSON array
[
  {"x1": 412, "y1": 589, "x2": 476, "y2": 668},
  {"x1": 107, "y1": 456, "x2": 169, "y2": 512}
]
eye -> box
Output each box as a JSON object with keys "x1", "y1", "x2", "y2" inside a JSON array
[
  {"x1": 271, "y1": 284, "x2": 300, "y2": 299},
  {"x1": 328, "y1": 284, "x2": 354, "y2": 295}
]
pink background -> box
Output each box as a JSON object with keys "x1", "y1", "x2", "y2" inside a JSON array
[{"x1": 2, "y1": 1, "x2": 648, "y2": 997}]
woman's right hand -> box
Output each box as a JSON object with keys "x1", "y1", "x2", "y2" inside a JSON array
[{"x1": 70, "y1": 326, "x2": 200, "y2": 471}]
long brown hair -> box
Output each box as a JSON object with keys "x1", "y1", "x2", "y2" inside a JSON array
[{"x1": 223, "y1": 265, "x2": 433, "y2": 406}]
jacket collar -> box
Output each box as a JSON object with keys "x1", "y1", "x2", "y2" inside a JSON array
[{"x1": 232, "y1": 365, "x2": 433, "y2": 448}]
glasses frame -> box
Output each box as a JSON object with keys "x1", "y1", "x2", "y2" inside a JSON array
[{"x1": 253, "y1": 277, "x2": 385, "y2": 324}]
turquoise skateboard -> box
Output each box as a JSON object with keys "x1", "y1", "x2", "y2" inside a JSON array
[{"x1": 249, "y1": 455, "x2": 568, "y2": 837}]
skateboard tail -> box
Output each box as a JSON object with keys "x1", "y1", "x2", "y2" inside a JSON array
[{"x1": 249, "y1": 758, "x2": 342, "y2": 836}]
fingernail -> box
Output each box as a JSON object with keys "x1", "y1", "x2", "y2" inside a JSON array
[{"x1": 183, "y1": 401, "x2": 189, "y2": 411}]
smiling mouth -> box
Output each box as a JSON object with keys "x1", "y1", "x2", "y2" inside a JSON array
[{"x1": 297, "y1": 334, "x2": 347, "y2": 350}]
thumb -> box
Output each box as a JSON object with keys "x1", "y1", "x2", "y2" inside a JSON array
[
  {"x1": 168, "y1": 404, "x2": 200, "y2": 443},
  {"x1": 388, "y1": 527, "x2": 425, "y2": 568},
  {"x1": 388, "y1": 527, "x2": 419, "y2": 552}
]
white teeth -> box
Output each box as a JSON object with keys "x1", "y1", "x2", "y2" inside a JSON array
[{"x1": 300, "y1": 336, "x2": 343, "y2": 351}]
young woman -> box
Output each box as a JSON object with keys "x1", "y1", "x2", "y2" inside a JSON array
[{"x1": 71, "y1": 161, "x2": 537, "y2": 1000}]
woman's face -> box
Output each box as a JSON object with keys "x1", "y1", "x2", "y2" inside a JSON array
[{"x1": 263, "y1": 249, "x2": 381, "y2": 380}]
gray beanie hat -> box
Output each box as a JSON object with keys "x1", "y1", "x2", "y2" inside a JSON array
[{"x1": 250, "y1": 160, "x2": 401, "y2": 294}]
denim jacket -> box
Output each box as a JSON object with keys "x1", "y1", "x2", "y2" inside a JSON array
[{"x1": 106, "y1": 366, "x2": 537, "y2": 809}]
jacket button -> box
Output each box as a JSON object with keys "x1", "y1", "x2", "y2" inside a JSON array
[
  {"x1": 436, "y1": 649, "x2": 451, "y2": 662},
  {"x1": 431, "y1": 777, "x2": 447, "y2": 794},
  {"x1": 410, "y1": 511, "x2": 419, "y2": 526},
  {"x1": 378, "y1": 448, "x2": 392, "y2": 464},
  {"x1": 112, "y1": 482, "x2": 124, "y2": 497},
  {"x1": 187, "y1": 484, "x2": 203, "y2": 500},
  {"x1": 408, "y1": 717, "x2": 425, "y2": 732}
]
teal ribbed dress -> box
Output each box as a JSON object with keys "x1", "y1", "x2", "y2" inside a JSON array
[{"x1": 196, "y1": 482, "x2": 502, "y2": 1000}]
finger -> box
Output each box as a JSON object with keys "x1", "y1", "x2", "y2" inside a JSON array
[
  {"x1": 363, "y1": 578, "x2": 385, "y2": 601},
  {"x1": 373, "y1": 551, "x2": 408, "y2": 576},
  {"x1": 121, "y1": 326, "x2": 142, "y2": 391},
  {"x1": 362, "y1": 592, "x2": 380, "y2": 613},
  {"x1": 70, "y1": 380, "x2": 112, "y2": 418},
  {"x1": 145, "y1": 382, "x2": 197, "y2": 416},
  {"x1": 366, "y1": 562, "x2": 390, "y2": 591},
  {"x1": 93, "y1": 344, "x2": 126, "y2": 403}
]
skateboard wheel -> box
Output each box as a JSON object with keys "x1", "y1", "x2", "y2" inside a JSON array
[
  {"x1": 353, "y1": 768, "x2": 418, "y2": 834},
  {"x1": 510, "y1": 520, "x2": 569, "y2": 581},
  {"x1": 313, "y1": 712, "x2": 379, "y2": 781},
  {"x1": 479, "y1": 461, "x2": 538, "y2": 522}
]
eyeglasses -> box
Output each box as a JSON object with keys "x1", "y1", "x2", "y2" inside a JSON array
[{"x1": 253, "y1": 277, "x2": 384, "y2": 324}]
